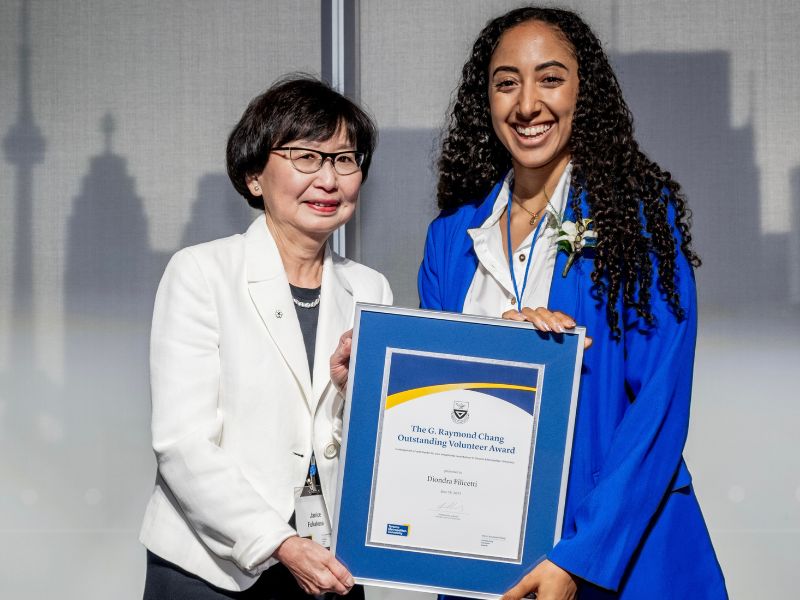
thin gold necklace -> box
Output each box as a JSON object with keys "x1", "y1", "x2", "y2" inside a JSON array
[{"x1": 513, "y1": 186, "x2": 551, "y2": 226}]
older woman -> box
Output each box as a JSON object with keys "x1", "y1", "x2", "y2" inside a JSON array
[
  {"x1": 140, "y1": 76, "x2": 391, "y2": 599},
  {"x1": 418, "y1": 7, "x2": 727, "y2": 600}
]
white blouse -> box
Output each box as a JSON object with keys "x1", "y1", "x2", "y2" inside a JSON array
[{"x1": 462, "y1": 163, "x2": 572, "y2": 317}]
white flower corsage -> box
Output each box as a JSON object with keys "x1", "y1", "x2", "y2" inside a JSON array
[{"x1": 546, "y1": 207, "x2": 597, "y2": 276}]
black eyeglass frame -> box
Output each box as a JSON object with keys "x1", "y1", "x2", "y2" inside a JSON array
[{"x1": 271, "y1": 146, "x2": 366, "y2": 175}]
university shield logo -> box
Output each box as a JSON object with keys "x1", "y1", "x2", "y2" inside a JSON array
[{"x1": 451, "y1": 400, "x2": 470, "y2": 424}]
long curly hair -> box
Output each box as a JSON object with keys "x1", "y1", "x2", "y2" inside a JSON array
[{"x1": 438, "y1": 7, "x2": 700, "y2": 335}]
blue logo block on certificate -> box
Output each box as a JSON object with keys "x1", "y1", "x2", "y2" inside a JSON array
[{"x1": 386, "y1": 524, "x2": 410, "y2": 537}]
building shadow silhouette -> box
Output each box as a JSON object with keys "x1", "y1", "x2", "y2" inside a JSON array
[
  {"x1": 0, "y1": 0, "x2": 67, "y2": 532},
  {"x1": 65, "y1": 113, "x2": 169, "y2": 319},
  {"x1": 791, "y1": 167, "x2": 800, "y2": 305},
  {"x1": 613, "y1": 51, "x2": 777, "y2": 309},
  {"x1": 359, "y1": 53, "x2": 778, "y2": 312},
  {"x1": 58, "y1": 118, "x2": 257, "y2": 527},
  {"x1": 180, "y1": 173, "x2": 256, "y2": 248},
  {"x1": 56, "y1": 112, "x2": 169, "y2": 528},
  {"x1": 358, "y1": 128, "x2": 440, "y2": 308},
  {"x1": 58, "y1": 122, "x2": 258, "y2": 527}
]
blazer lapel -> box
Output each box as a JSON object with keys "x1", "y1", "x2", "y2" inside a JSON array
[
  {"x1": 547, "y1": 188, "x2": 590, "y2": 322},
  {"x1": 310, "y1": 247, "x2": 353, "y2": 413},
  {"x1": 449, "y1": 178, "x2": 506, "y2": 312},
  {"x1": 245, "y1": 217, "x2": 313, "y2": 405}
]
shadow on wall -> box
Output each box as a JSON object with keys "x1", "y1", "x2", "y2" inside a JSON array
[
  {"x1": 65, "y1": 114, "x2": 169, "y2": 319},
  {"x1": 2, "y1": 0, "x2": 44, "y2": 370},
  {"x1": 0, "y1": 0, "x2": 64, "y2": 534},
  {"x1": 57, "y1": 116, "x2": 255, "y2": 530},
  {"x1": 63, "y1": 120, "x2": 255, "y2": 309},
  {"x1": 65, "y1": 118, "x2": 255, "y2": 319},
  {"x1": 181, "y1": 173, "x2": 256, "y2": 248},
  {"x1": 614, "y1": 51, "x2": 791, "y2": 310},
  {"x1": 358, "y1": 128, "x2": 441, "y2": 309},
  {"x1": 363, "y1": 52, "x2": 796, "y2": 313},
  {"x1": 1, "y1": 36, "x2": 253, "y2": 533},
  {"x1": 791, "y1": 167, "x2": 800, "y2": 305}
]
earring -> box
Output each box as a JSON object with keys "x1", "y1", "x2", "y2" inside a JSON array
[{"x1": 253, "y1": 184, "x2": 261, "y2": 192}]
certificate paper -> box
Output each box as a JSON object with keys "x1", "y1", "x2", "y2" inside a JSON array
[
  {"x1": 367, "y1": 350, "x2": 542, "y2": 562},
  {"x1": 333, "y1": 305, "x2": 584, "y2": 599}
]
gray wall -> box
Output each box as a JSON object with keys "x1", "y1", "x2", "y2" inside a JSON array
[{"x1": 1, "y1": 1, "x2": 798, "y2": 598}]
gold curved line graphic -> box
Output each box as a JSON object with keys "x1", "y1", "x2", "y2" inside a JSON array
[{"x1": 385, "y1": 383, "x2": 537, "y2": 410}]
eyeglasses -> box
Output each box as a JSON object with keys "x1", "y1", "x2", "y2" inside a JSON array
[{"x1": 271, "y1": 147, "x2": 365, "y2": 176}]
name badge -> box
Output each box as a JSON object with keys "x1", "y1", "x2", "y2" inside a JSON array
[{"x1": 294, "y1": 486, "x2": 332, "y2": 548}]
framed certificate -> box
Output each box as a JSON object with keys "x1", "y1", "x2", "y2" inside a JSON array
[{"x1": 332, "y1": 305, "x2": 585, "y2": 599}]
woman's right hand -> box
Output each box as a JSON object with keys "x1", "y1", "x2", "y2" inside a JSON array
[
  {"x1": 274, "y1": 536, "x2": 355, "y2": 595},
  {"x1": 502, "y1": 307, "x2": 593, "y2": 349},
  {"x1": 330, "y1": 329, "x2": 353, "y2": 394},
  {"x1": 502, "y1": 559, "x2": 578, "y2": 600}
]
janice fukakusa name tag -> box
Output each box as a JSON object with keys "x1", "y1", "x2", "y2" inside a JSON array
[{"x1": 295, "y1": 486, "x2": 332, "y2": 548}]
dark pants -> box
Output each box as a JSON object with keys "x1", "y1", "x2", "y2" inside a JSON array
[{"x1": 143, "y1": 551, "x2": 365, "y2": 600}]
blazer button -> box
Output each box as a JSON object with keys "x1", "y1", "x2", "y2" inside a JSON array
[{"x1": 323, "y1": 442, "x2": 339, "y2": 459}]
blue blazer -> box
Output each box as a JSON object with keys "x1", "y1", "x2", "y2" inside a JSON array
[{"x1": 419, "y1": 180, "x2": 727, "y2": 598}]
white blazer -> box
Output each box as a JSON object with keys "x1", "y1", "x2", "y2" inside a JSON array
[{"x1": 139, "y1": 216, "x2": 392, "y2": 590}]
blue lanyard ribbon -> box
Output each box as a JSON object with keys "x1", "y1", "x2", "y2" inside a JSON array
[
  {"x1": 308, "y1": 453, "x2": 318, "y2": 493},
  {"x1": 506, "y1": 185, "x2": 547, "y2": 312}
]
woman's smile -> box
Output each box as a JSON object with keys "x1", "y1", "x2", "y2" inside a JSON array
[
  {"x1": 303, "y1": 198, "x2": 342, "y2": 214},
  {"x1": 488, "y1": 20, "x2": 579, "y2": 172},
  {"x1": 512, "y1": 121, "x2": 554, "y2": 143}
]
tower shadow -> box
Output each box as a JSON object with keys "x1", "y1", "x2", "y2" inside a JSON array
[
  {"x1": 65, "y1": 113, "x2": 168, "y2": 318},
  {"x1": 0, "y1": 0, "x2": 63, "y2": 532},
  {"x1": 59, "y1": 113, "x2": 170, "y2": 528},
  {"x1": 180, "y1": 173, "x2": 256, "y2": 248},
  {"x1": 2, "y1": 0, "x2": 45, "y2": 371}
]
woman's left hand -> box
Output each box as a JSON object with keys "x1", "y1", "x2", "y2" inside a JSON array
[
  {"x1": 502, "y1": 307, "x2": 592, "y2": 349},
  {"x1": 274, "y1": 536, "x2": 355, "y2": 595},
  {"x1": 502, "y1": 559, "x2": 578, "y2": 600},
  {"x1": 330, "y1": 329, "x2": 353, "y2": 393}
]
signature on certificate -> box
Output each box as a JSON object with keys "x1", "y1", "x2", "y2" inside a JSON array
[{"x1": 431, "y1": 501, "x2": 466, "y2": 514}]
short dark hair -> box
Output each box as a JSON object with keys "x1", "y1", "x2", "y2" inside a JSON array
[{"x1": 226, "y1": 74, "x2": 377, "y2": 209}]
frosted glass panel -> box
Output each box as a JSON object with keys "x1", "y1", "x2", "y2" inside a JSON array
[{"x1": 0, "y1": 1, "x2": 320, "y2": 596}]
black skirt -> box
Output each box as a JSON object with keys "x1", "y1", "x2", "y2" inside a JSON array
[{"x1": 143, "y1": 550, "x2": 365, "y2": 600}]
